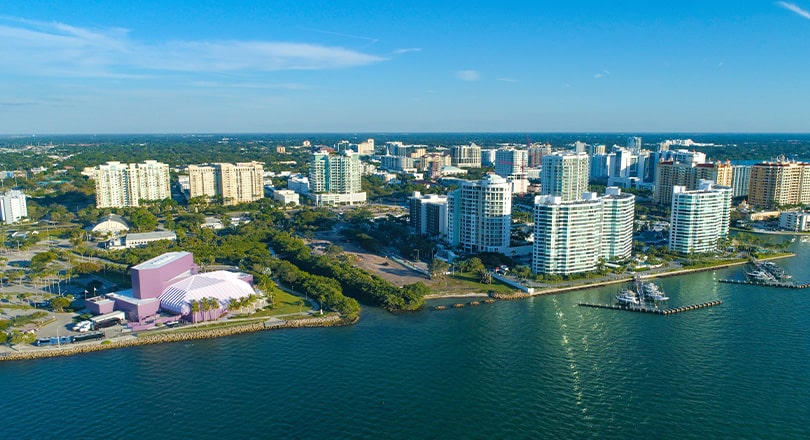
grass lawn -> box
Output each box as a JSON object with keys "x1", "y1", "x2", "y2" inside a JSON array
[
  {"x1": 157, "y1": 318, "x2": 266, "y2": 334},
  {"x1": 267, "y1": 289, "x2": 313, "y2": 315},
  {"x1": 428, "y1": 271, "x2": 516, "y2": 295}
]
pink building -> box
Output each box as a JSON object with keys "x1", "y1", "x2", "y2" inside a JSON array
[
  {"x1": 131, "y1": 252, "x2": 199, "y2": 299},
  {"x1": 87, "y1": 251, "x2": 254, "y2": 325}
]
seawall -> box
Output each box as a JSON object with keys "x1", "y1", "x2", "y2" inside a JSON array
[{"x1": 0, "y1": 314, "x2": 356, "y2": 363}]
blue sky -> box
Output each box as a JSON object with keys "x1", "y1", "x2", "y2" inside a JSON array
[{"x1": 1, "y1": 1, "x2": 810, "y2": 134}]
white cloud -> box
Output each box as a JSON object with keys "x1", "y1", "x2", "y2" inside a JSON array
[
  {"x1": 593, "y1": 70, "x2": 610, "y2": 79},
  {"x1": 456, "y1": 70, "x2": 481, "y2": 81},
  {"x1": 393, "y1": 48, "x2": 422, "y2": 54},
  {"x1": 497, "y1": 77, "x2": 518, "y2": 83},
  {"x1": 777, "y1": 1, "x2": 810, "y2": 19},
  {"x1": 190, "y1": 81, "x2": 308, "y2": 90},
  {"x1": 0, "y1": 17, "x2": 386, "y2": 77}
]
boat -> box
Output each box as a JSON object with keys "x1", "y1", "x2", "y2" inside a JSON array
[
  {"x1": 641, "y1": 283, "x2": 670, "y2": 301},
  {"x1": 746, "y1": 270, "x2": 775, "y2": 282},
  {"x1": 758, "y1": 261, "x2": 791, "y2": 280},
  {"x1": 616, "y1": 289, "x2": 640, "y2": 306}
]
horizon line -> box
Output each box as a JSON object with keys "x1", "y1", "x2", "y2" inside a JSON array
[{"x1": 3, "y1": 131, "x2": 810, "y2": 137}]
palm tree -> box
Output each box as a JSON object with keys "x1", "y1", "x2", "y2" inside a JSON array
[
  {"x1": 200, "y1": 298, "x2": 211, "y2": 322},
  {"x1": 208, "y1": 297, "x2": 219, "y2": 321},
  {"x1": 190, "y1": 299, "x2": 201, "y2": 323}
]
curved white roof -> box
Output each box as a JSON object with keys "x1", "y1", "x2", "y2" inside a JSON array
[
  {"x1": 158, "y1": 271, "x2": 254, "y2": 315},
  {"x1": 91, "y1": 214, "x2": 130, "y2": 234}
]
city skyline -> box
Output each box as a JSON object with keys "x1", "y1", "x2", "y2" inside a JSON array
[{"x1": 2, "y1": 1, "x2": 810, "y2": 134}]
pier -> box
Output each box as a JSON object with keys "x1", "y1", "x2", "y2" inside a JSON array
[
  {"x1": 578, "y1": 300, "x2": 722, "y2": 315},
  {"x1": 718, "y1": 279, "x2": 810, "y2": 289}
]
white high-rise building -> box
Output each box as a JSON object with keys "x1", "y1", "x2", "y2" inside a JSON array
[
  {"x1": 532, "y1": 187, "x2": 634, "y2": 275},
  {"x1": 93, "y1": 160, "x2": 170, "y2": 208},
  {"x1": 533, "y1": 193, "x2": 603, "y2": 275},
  {"x1": 0, "y1": 190, "x2": 28, "y2": 224},
  {"x1": 600, "y1": 187, "x2": 635, "y2": 261},
  {"x1": 409, "y1": 192, "x2": 449, "y2": 238},
  {"x1": 495, "y1": 148, "x2": 529, "y2": 194},
  {"x1": 541, "y1": 152, "x2": 590, "y2": 202},
  {"x1": 495, "y1": 148, "x2": 528, "y2": 178},
  {"x1": 448, "y1": 174, "x2": 512, "y2": 253},
  {"x1": 627, "y1": 136, "x2": 642, "y2": 151},
  {"x1": 309, "y1": 151, "x2": 366, "y2": 206},
  {"x1": 669, "y1": 180, "x2": 731, "y2": 254},
  {"x1": 731, "y1": 165, "x2": 751, "y2": 198}
]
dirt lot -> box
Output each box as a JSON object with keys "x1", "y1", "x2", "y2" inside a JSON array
[
  {"x1": 311, "y1": 230, "x2": 429, "y2": 287},
  {"x1": 351, "y1": 251, "x2": 428, "y2": 287}
]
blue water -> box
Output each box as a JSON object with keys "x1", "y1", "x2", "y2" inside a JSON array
[{"x1": 2, "y1": 240, "x2": 809, "y2": 439}]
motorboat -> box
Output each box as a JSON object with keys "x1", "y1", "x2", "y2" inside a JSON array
[{"x1": 616, "y1": 289, "x2": 640, "y2": 306}]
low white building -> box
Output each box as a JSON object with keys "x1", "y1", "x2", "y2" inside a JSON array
[
  {"x1": 287, "y1": 174, "x2": 310, "y2": 195},
  {"x1": 313, "y1": 192, "x2": 367, "y2": 206},
  {"x1": 105, "y1": 231, "x2": 177, "y2": 249},
  {"x1": 272, "y1": 189, "x2": 300, "y2": 206},
  {"x1": 201, "y1": 217, "x2": 224, "y2": 230}
]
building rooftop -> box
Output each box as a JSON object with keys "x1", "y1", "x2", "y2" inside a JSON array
[
  {"x1": 127, "y1": 231, "x2": 177, "y2": 241},
  {"x1": 132, "y1": 251, "x2": 192, "y2": 270}
]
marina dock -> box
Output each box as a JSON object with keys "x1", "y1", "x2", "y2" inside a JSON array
[
  {"x1": 718, "y1": 279, "x2": 810, "y2": 289},
  {"x1": 578, "y1": 300, "x2": 722, "y2": 315}
]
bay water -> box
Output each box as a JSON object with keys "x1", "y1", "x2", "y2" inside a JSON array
[{"x1": 2, "y1": 239, "x2": 809, "y2": 439}]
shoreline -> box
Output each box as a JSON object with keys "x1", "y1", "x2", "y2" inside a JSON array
[
  {"x1": 0, "y1": 314, "x2": 357, "y2": 363},
  {"x1": 3, "y1": 254, "x2": 794, "y2": 362},
  {"x1": 428, "y1": 253, "x2": 795, "y2": 300}
]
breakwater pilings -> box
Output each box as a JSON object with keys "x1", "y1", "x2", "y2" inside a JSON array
[
  {"x1": 578, "y1": 300, "x2": 722, "y2": 315},
  {"x1": 718, "y1": 279, "x2": 810, "y2": 289}
]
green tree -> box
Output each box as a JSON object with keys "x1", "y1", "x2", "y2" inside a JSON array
[
  {"x1": 50, "y1": 296, "x2": 70, "y2": 312},
  {"x1": 429, "y1": 259, "x2": 450, "y2": 279},
  {"x1": 461, "y1": 257, "x2": 485, "y2": 274},
  {"x1": 10, "y1": 330, "x2": 35, "y2": 345},
  {"x1": 129, "y1": 208, "x2": 158, "y2": 232}
]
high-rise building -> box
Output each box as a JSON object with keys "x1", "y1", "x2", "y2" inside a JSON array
[
  {"x1": 188, "y1": 162, "x2": 264, "y2": 205},
  {"x1": 600, "y1": 187, "x2": 635, "y2": 261},
  {"x1": 627, "y1": 136, "x2": 642, "y2": 151},
  {"x1": 357, "y1": 138, "x2": 375, "y2": 156},
  {"x1": 540, "y1": 152, "x2": 590, "y2": 202},
  {"x1": 481, "y1": 149, "x2": 498, "y2": 167},
  {"x1": 0, "y1": 190, "x2": 28, "y2": 224},
  {"x1": 653, "y1": 160, "x2": 732, "y2": 206},
  {"x1": 748, "y1": 159, "x2": 810, "y2": 208},
  {"x1": 533, "y1": 193, "x2": 603, "y2": 275},
  {"x1": 695, "y1": 162, "x2": 733, "y2": 187},
  {"x1": 495, "y1": 148, "x2": 528, "y2": 178},
  {"x1": 94, "y1": 160, "x2": 170, "y2": 208},
  {"x1": 731, "y1": 165, "x2": 752, "y2": 198},
  {"x1": 450, "y1": 143, "x2": 482, "y2": 168},
  {"x1": 527, "y1": 144, "x2": 552, "y2": 167},
  {"x1": 495, "y1": 148, "x2": 529, "y2": 194},
  {"x1": 409, "y1": 192, "x2": 449, "y2": 237},
  {"x1": 309, "y1": 151, "x2": 366, "y2": 206},
  {"x1": 586, "y1": 143, "x2": 606, "y2": 156},
  {"x1": 448, "y1": 174, "x2": 512, "y2": 253},
  {"x1": 669, "y1": 181, "x2": 731, "y2": 254},
  {"x1": 532, "y1": 187, "x2": 634, "y2": 275}
]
